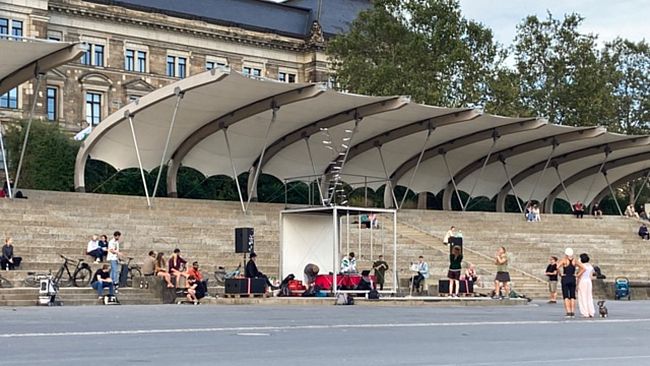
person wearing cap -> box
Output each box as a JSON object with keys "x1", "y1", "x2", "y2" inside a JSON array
[
  {"x1": 556, "y1": 248, "x2": 584, "y2": 318},
  {"x1": 245, "y1": 252, "x2": 277, "y2": 289}
]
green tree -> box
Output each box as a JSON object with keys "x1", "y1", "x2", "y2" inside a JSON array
[
  {"x1": 4, "y1": 120, "x2": 80, "y2": 191},
  {"x1": 327, "y1": 0, "x2": 500, "y2": 108},
  {"x1": 512, "y1": 13, "x2": 616, "y2": 127}
]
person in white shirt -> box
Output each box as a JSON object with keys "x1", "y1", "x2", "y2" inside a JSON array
[
  {"x1": 107, "y1": 231, "x2": 122, "y2": 286},
  {"x1": 340, "y1": 252, "x2": 357, "y2": 274},
  {"x1": 443, "y1": 226, "x2": 456, "y2": 246},
  {"x1": 86, "y1": 235, "x2": 104, "y2": 263},
  {"x1": 411, "y1": 256, "x2": 429, "y2": 292}
]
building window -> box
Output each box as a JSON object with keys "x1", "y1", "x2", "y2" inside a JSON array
[
  {"x1": 166, "y1": 56, "x2": 175, "y2": 77},
  {"x1": 0, "y1": 87, "x2": 18, "y2": 109},
  {"x1": 11, "y1": 20, "x2": 22, "y2": 38},
  {"x1": 178, "y1": 57, "x2": 186, "y2": 78},
  {"x1": 46, "y1": 87, "x2": 57, "y2": 121},
  {"x1": 125, "y1": 49, "x2": 134, "y2": 71},
  {"x1": 47, "y1": 30, "x2": 62, "y2": 41},
  {"x1": 137, "y1": 51, "x2": 146, "y2": 72},
  {"x1": 167, "y1": 55, "x2": 187, "y2": 78},
  {"x1": 81, "y1": 43, "x2": 105, "y2": 66},
  {"x1": 279, "y1": 72, "x2": 296, "y2": 83},
  {"x1": 206, "y1": 60, "x2": 226, "y2": 71},
  {"x1": 85, "y1": 92, "x2": 102, "y2": 125},
  {"x1": 0, "y1": 19, "x2": 7, "y2": 35},
  {"x1": 243, "y1": 67, "x2": 262, "y2": 77},
  {"x1": 94, "y1": 45, "x2": 104, "y2": 66}
]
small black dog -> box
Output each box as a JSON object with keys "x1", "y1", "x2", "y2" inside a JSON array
[{"x1": 597, "y1": 300, "x2": 608, "y2": 318}]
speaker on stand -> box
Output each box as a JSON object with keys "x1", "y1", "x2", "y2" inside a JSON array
[{"x1": 235, "y1": 227, "x2": 254, "y2": 271}]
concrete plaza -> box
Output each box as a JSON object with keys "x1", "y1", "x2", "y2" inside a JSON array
[{"x1": 2, "y1": 301, "x2": 649, "y2": 365}]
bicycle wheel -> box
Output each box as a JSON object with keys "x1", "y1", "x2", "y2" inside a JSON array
[
  {"x1": 73, "y1": 267, "x2": 92, "y2": 287},
  {"x1": 23, "y1": 276, "x2": 40, "y2": 288},
  {"x1": 128, "y1": 267, "x2": 141, "y2": 287},
  {"x1": 0, "y1": 276, "x2": 12, "y2": 288}
]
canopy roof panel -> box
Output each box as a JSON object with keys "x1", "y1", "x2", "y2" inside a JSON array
[
  {"x1": 75, "y1": 71, "x2": 650, "y2": 211},
  {"x1": 0, "y1": 38, "x2": 84, "y2": 95}
]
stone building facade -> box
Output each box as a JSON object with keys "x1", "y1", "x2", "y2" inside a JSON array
[{"x1": 0, "y1": 0, "x2": 368, "y2": 131}]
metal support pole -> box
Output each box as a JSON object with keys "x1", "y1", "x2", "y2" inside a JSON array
[
  {"x1": 604, "y1": 172, "x2": 624, "y2": 216},
  {"x1": 364, "y1": 176, "x2": 368, "y2": 207},
  {"x1": 13, "y1": 73, "x2": 43, "y2": 198},
  {"x1": 0, "y1": 123, "x2": 12, "y2": 199},
  {"x1": 378, "y1": 146, "x2": 398, "y2": 208},
  {"x1": 464, "y1": 133, "x2": 498, "y2": 209},
  {"x1": 442, "y1": 151, "x2": 464, "y2": 211},
  {"x1": 346, "y1": 212, "x2": 350, "y2": 255},
  {"x1": 246, "y1": 103, "x2": 279, "y2": 211},
  {"x1": 502, "y1": 160, "x2": 523, "y2": 213},
  {"x1": 584, "y1": 149, "x2": 610, "y2": 203},
  {"x1": 152, "y1": 89, "x2": 184, "y2": 200},
  {"x1": 393, "y1": 210, "x2": 398, "y2": 292},
  {"x1": 127, "y1": 114, "x2": 152, "y2": 208},
  {"x1": 633, "y1": 170, "x2": 650, "y2": 204},
  {"x1": 370, "y1": 217, "x2": 374, "y2": 259},
  {"x1": 528, "y1": 142, "x2": 557, "y2": 204},
  {"x1": 305, "y1": 138, "x2": 324, "y2": 206},
  {"x1": 400, "y1": 127, "x2": 433, "y2": 209},
  {"x1": 284, "y1": 180, "x2": 288, "y2": 208},
  {"x1": 554, "y1": 166, "x2": 571, "y2": 204},
  {"x1": 223, "y1": 128, "x2": 246, "y2": 213},
  {"x1": 332, "y1": 207, "x2": 339, "y2": 294}
]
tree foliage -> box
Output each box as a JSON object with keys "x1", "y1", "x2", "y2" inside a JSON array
[{"x1": 4, "y1": 121, "x2": 79, "y2": 191}]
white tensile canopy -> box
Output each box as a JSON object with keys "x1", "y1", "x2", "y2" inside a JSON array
[
  {"x1": 0, "y1": 38, "x2": 84, "y2": 199},
  {"x1": 74, "y1": 68, "x2": 650, "y2": 213},
  {"x1": 0, "y1": 38, "x2": 84, "y2": 95}
]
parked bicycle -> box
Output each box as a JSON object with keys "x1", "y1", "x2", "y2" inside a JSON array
[
  {"x1": 122, "y1": 257, "x2": 142, "y2": 287},
  {"x1": 214, "y1": 264, "x2": 241, "y2": 286},
  {"x1": 0, "y1": 273, "x2": 13, "y2": 288},
  {"x1": 24, "y1": 255, "x2": 92, "y2": 287}
]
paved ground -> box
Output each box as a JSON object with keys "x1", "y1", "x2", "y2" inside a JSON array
[{"x1": 2, "y1": 300, "x2": 650, "y2": 365}]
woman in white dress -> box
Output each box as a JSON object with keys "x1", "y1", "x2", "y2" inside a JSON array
[{"x1": 577, "y1": 253, "x2": 596, "y2": 318}]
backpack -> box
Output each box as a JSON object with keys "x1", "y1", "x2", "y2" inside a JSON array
[
  {"x1": 367, "y1": 289, "x2": 380, "y2": 300},
  {"x1": 335, "y1": 293, "x2": 354, "y2": 305}
]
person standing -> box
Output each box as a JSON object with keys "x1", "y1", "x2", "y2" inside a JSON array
[
  {"x1": 448, "y1": 246, "x2": 463, "y2": 297},
  {"x1": 372, "y1": 255, "x2": 389, "y2": 290},
  {"x1": 1, "y1": 237, "x2": 21, "y2": 270},
  {"x1": 557, "y1": 248, "x2": 583, "y2": 318},
  {"x1": 577, "y1": 253, "x2": 596, "y2": 318},
  {"x1": 545, "y1": 256, "x2": 559, "y2": 304},
  {"x1": 107, "y1": 231, "x2": 122, "y2": 289},
  {"x1": 493, "y1": 246, "x2": 510, "y2": 299}
]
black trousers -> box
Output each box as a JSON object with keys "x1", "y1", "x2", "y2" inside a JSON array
[
  {"x1": 1, "y1": 257, "x2": 21, "y2": 270},
  {"x1": 411, "y1": 274, "x2": 424, "y2": 291}
]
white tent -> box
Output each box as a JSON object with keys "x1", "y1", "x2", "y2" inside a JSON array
[
  {"x1": 74, "y1": 68, "x2": 650, "y2": 212},
  {"x1": 280, "y1": 206, "x2": 397, "y2": 292}
]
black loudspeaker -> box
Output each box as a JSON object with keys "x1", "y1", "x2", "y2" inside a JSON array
[
  {"x1": 449, "y1": 237, "x2": 463, "y2": 255},
  {"x1": 438, "y1": 279, "x2": 473, "y2": 294},
  {"x1": 225, "y1": 278, "x2": 266, "y2": 294},
  {"x1": 235, "y1": 227, "x2": 254, "y2": 253}
]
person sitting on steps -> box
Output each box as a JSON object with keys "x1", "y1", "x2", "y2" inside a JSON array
[
  {"x1": 168, "y1": 248, "x2": 188, "y2": 288},
  {"x1": 410, "y1": 256, "x2": 429, "y2": 293},
  {"x1": 187, "y1": 261, "x2": 209, "y2": 298},
  {"x1": 91, "y1": 264, "x2": 115, "y2": 300},
  {"x1": 154, "y1": 252, "x2": 175, "y2": 288},
  {"x1": 639, "y1": 224, "x2": 649, "y2": 240},
  {"x1": 572, "y1": 201, "x2": 585, "y2": 219},
  {"x1": 1, "y1": 237, "x2": 22, "y2": 271},
  {"x1": 185, "y1": 275, "x2": 199, "y2": 304},
  {"x1": 86, "y1": 235, "x2": 104, "y2": 263},
  {"x1": 591, "y1": 203, "x2": 603, "y2": 219},
  {"x1": 340, "y1": 252, "x2": 357, "y2": 274}
]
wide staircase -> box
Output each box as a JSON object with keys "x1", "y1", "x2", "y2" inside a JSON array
[
  {"x1": 1, "y1": 190, "x2": 648, "y2": 305},
  {"x1": 398, "y1": 209, "x2": 650, "y2": 298}
]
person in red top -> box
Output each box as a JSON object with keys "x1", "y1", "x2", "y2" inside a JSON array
[
  {"x1": 573, "y1": 201, "x2": 585, "y2": 219},
  {"x1": 168, "y1": 248, "x2": 187, "y2": 287},
  {"x1": 187, "y1": 261, "x2": 208, "y2": 298}
]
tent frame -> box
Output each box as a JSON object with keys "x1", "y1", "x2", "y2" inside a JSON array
[{"x1": 279, "y1": 205, "x2": 398, "y2": 294}]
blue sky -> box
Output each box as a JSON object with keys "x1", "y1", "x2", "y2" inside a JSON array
[{"x1": 457, "y1": 0, "x2": 649, "y2": 47}]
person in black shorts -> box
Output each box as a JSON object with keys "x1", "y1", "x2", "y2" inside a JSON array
[
  {"x1": 557, "y1": 248, "x2": 584, "y2": 318},
  {"x1": 448, "y1": 246, "x2": 463, "y2": 297},
  {"x1": 545, "y1": 256, "x2": 558, "y2": 304}
]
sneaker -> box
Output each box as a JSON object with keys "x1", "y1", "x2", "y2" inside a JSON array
[
  {"x1": 565, "y1": 313, "x2": 571, "y2": 319},
  {"x1": 98, "y1": 296, "x2": 103, "y2": 300},
  {"x1": 193, "y1": 300, "x2": 199, "y2": 305},
  {"x1": 95, "y1": 258, "x2": 101, "y2": 263}
]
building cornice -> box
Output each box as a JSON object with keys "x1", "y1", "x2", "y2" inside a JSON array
[{"x1": 48, "y1": 2, "x2": 323, "y2": 53}]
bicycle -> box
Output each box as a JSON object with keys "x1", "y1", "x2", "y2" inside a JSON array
[
  {"x1": 0, "y1": 273, "x2": 13, "y2": 288},
  {"x1": 121, "y1": 257, "x2": 142, "y2": 287},
  {"x1": 214, "y1": 264, "x2": 241, "y2": 286},
  {"x1": 56, "y1": 255, "x2": 93, "y2": 287}
]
